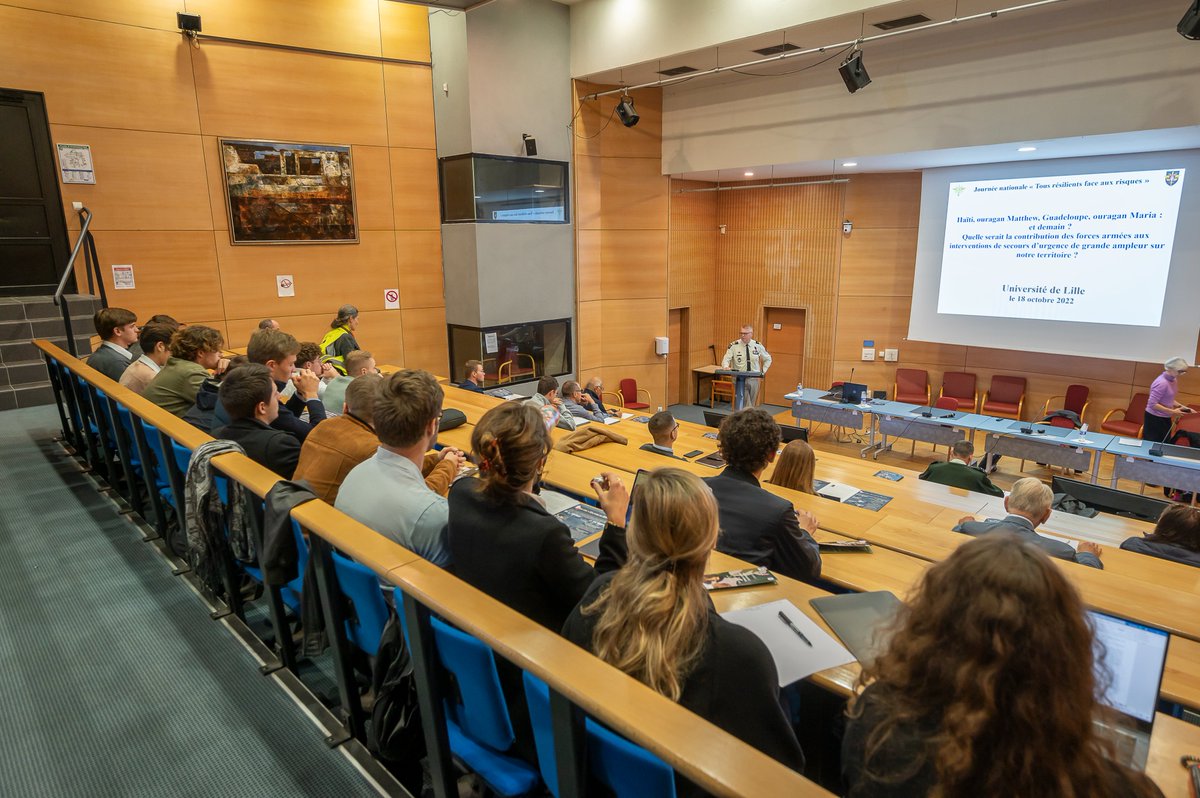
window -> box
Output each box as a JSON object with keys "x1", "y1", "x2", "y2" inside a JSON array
[
  {"x1": 448, "y1": 318, "x2": 572, "y2": 387},
  {"x1": 439, "y1": 154, "x2": 569, "y2": 224}
]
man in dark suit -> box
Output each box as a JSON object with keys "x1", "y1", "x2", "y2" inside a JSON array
[
  {"x1": 86, "y1": 307, "x2": 139, "y2": 382},
  {"x1": 919, "y1": 440, "x2": 1003, "y2": 496},
  {"x1": 458, "y1": 359, "x2": 486, "y2": 392},
  {"x1": 639, "y1": 410, "x2": 683, "y2": 458},
  {"x1": 953, "y1": 477, "x2": 1103, "y2": 568},
  {"x1": 704, "y1": 408, "x2": 822, "y2": 583},
  {"x1": 213, "y1": 363, "x2": 301, "y2": 479}
]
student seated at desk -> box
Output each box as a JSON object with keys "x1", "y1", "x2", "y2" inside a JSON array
[
  {"x1": 768, "y1": 439, "x2": 816, "y2": 494},
  {"x1": 1121, "y1": 504, "x2": 1200, "y2": 567},
  {"x1": 562, "y1": 379, "x2": 611, "y2": 422},
  {"x1": 953, "y1": 478, "x2": 1103, "y2": 569},
  {"x1": 918, "y1": 440, "x2": 1004, "y2": 497},
  {"x1": 213, "y1": 363, "x2": 300, "y2": 479},
  {"x1": 639, "y1": 410, "x2": 683, "y2": 458},
  {"x1": 457, "y1": 359, "x2": 486, "y2": 392},
  {"x1": 563, "y1": 468, "x2": 805, "y2": 798},
  {"x1": 119, "y1": 322, "x2": 175, "y2": 395},
  {"x1": 705, "y1": 408, "x2": 822, "y2": 584},
  {"x1": 143, "y1": 325, "x2": 228, "y2": 417},
  {"x1": 843, "y1": 533, "x2": 1163, "y2": 798},
  {"x1": 86, "y1": 307, "x2": 139, "y2": 383}
]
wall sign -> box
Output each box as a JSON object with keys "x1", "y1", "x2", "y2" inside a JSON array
[{"x1": 57, "y1": 143, "x2": 95, "y2": 184}]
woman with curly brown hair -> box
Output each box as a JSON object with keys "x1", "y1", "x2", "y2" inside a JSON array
[
  {"x1": 842, "y1": 532, "x2": 1164, "y2": 798},
  {"x1": 142, "y1": 325, "x2": 226, "y2": 417}
]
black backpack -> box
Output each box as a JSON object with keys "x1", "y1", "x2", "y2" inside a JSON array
[{"x1": 368, "y1": 612, "x2": 426, "y2": 793}]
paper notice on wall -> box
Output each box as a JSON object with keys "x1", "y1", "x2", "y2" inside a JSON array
[
  {"x1": 276, "y1": 274, "x2": 295, "y2": 297},
  {"x1": 484, "y1": 332, "x2": 498, "y2": 353},
  {"x1": 57, "y1": 143, "x2": 95, "y2": 184},
  {"x1": 383, "y1": 288, "x2": 400, "y2": 310},
  {"x1": 111, "y1": 264, "x2": 135, "y2": 289}
]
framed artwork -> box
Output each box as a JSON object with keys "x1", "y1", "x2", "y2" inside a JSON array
[{"x1": 219, "y1": 138, "x2": 358, "y2": 244}]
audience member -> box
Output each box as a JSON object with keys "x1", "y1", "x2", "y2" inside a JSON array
[
  {"x1": 842, "y1": 533, "x2": 1163, "y2": 797},
  {"x1": 448, "y1": 401, "x2": 628, "y2": 631},
  {"x1": 184, "y1": 354, "x2": 247, "y2": 433},
  {"x1": 767, "y1": 439, "x2": 816, "y2": 494},
  {"x1": 953, "y1": 477, "x2": 1103, "y2": 568},
  {"x1": 320, "y1": 350, "x2": 378, "y2": 414},
  {"x1": 918, "y1": 440, "x2": 1003, "y2": 497},
  {"x1": 583, "y1": 376, "x2": 610, "y2": 414},
  {"x1": 143, "y1": 325, "x2": 226, "y2": 417},
  {"x1": 130, "y1": 314, "x2": 181, "y2": 358},
  {"x1": 563, "y1": 468, "x2": 805, "y2": 797},
  {"x1": 704, "y1": 408, "x2": 822, "y2": 583},
  {"x1": 640, "y1": 410, "x2": 681, "y2": 458},
  {"x1": 527, "y1": 375, "x2": 576, "y2": 430},
  {"x1": 1121, "y1": 504, "x2": 1200, "y2": 567},
  {"x1": 213, "y1": 363, "x2": 300, "y2": 479},
  {"x1": 119, "y1": 322, "x2": 173, "y2": 395},
  {"x1": 296, "y1": 341, "x2": 338, "y2": 383},
  {"x1": 319, "y1": 304, "x2": 360, "y2": 374},
  {"x1": 257, "y1": 318, "x2": 280, "y2": 331},
  {"x1": 87, "y1": 307, "x2": 138, "y2": 382},
  {"x1": 335, "y1": 370, "x2": 451, "y2": 566},
  {"x1": 562, "y1": 380, "x2": 611, "y2": 422},
  {"x1": 458, "y1": 359, "x2": 486, "y2": 392},
  {"x1": 247, "y1": 329, "x2": 325, "y2": 442}
]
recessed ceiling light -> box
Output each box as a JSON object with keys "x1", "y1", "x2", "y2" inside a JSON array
[
  {"x1": 842, "y1": 162, "x2": 858, "y2": 167},
  {"x1": 744, "y1": 171, "x2": 754, "y2": 177},
  {"x1": 1018, "y1": 146, "x2": 1037, "y2": 152},
  {"x1": 474, "y1": 195, "x2": 481, "y2": 199}
]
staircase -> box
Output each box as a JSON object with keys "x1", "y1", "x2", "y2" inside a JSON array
[{"x1": 0, "y1": 294, "x2": 101, "y2": 409}]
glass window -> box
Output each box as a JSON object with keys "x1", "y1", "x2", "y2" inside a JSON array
[
  {"x1": 439, "y1": 154, "x2": 569, "y2": 224},
  {"x1": 447, "y1": 318, "x2": 572, "y2": 387}
]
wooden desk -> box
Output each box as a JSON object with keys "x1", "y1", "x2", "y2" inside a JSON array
[
  {"x1": 692, "y1": 364, "x2": 722, "y2": 405},
  {"x1": 1146, "y1": 713, "x2": 1200, "y2": 798}
]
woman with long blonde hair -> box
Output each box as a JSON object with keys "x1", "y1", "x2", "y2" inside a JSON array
[
  {"x1": 842, "y1": 533, "x2": 1164, "y2": 797},
  {"x1": 563, "y1": 468, "x2": 804, "y2": 796},
  {"x1": 768, "y1": 439, "x2": 817, "y2": 494}
]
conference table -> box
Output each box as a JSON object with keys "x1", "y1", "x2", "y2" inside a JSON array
[
  {"x1": 1107, "y1": 437, "x2": 1200, "y2": 499},
  {"x1": 975, "y1": 414, "x2": 1115, "y2": 481}
]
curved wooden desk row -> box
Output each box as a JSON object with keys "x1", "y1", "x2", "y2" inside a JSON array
[{"x1": 35, "y1": 341, "x2": 827, "y2": 798}]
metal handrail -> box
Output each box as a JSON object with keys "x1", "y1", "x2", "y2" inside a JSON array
[{"x1": 52, "y1": 206, "x2": 106, "y2": 357}]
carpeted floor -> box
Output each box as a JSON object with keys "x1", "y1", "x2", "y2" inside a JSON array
[{"x1": 0, "y1": 406, "x2": 377, "y2": 797}]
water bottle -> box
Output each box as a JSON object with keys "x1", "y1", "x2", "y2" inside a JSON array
[{"x1": 795, "y1": 380, "x2": 803, "y2": 395}]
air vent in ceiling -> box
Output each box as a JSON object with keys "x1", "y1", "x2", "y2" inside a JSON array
[
  {"x1": 873, "y1": 13, "x2": 932, "y2": 30},
  {"x1": 657, "y1": 65, "x2": 699, "y2": 77},
  {"x1": 752, "y1": 42, "x2": 802, "y2": 56}
]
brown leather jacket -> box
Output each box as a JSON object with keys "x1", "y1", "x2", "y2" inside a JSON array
[{"x1": 293, "y1": 413, "x2": 457, "y2": 504}]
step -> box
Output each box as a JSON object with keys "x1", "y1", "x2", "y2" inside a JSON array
[
  {"x1": 0, "y1": 294, "x2": 102, "y2": 323},
  {"x1": 0, "y1": 359, "x2": 50, "y2": 388},
  {"x1": 0, "y1": 382, "x2": 55, "y2": 411},
  {"x1": 1, "y1": 335, "x2": 92, "y2": 365}
]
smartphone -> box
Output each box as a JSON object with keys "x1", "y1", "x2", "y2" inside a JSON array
[{"x1": 682, "y1": 449, "x2": 704, "y2": 459}]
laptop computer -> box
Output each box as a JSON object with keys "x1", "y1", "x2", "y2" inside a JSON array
[
  {"x1": 840, "y1": 382, "x2": 867, "y2": 404},
  {"x1": 808, "y1": 591, "x2": 902, "y2": 668},
  {"x1": 1089, "y1": 610, "x2": 1170, "y2": 771}
]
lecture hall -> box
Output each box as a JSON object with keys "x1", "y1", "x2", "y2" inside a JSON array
[{"x1": 3, "y1": 0, "x2": 1200, "y2": 795}]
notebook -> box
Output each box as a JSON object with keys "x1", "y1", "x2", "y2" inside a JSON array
[
  {"x1": 809, "y1": 591, "x2": 902, "y2": 667},
  {"x1": 1089, "y1": 610, "x2": 1170, "y2": 771}
]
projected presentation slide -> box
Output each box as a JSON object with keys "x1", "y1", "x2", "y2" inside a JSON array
[{"x1": 936, "y1": 168, "x2": 1186, "y2": 326}]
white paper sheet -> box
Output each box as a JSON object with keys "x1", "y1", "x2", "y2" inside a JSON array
[
  {"x1": 720, "y1": 599, "x2": 855, "y2": 686},
  {"x1": 1119, "y1": 438, "x2": 1144, "y2": 446}
]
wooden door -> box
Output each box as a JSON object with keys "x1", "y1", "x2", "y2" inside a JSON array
[
  {"x1": 762, "y1": 307, "x2": 805, "y2": 406},
  {"x1": 0, "y1": 89, "x2": 71, "y2": 295},
  {"x1": 667, "y1": 307, "x2": 683, "y2": 405}
]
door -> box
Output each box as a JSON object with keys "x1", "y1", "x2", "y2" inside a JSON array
[
  {"x1": 667, "y1": 307, "x2": 686, "y2": 405},
  {"x1": 0, "y1": 89, "x2": 71, "y2": 295},
  {"x1": 763, "y1": 307, "x2": 805, "y2": 406}
]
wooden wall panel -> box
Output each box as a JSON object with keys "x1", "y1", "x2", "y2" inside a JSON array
[
  {"x1": 576, "y1": 300, "x2": 603, "y2": 372},
  {"x1": 594, "y1": 298, "x2": 668, "y2": 367},
  {"x1": 52, "y1": 125, "x2": 213, "y2": 232},
  {"x1": 599, "y1": 157, "x2": 669, "y2": 230},
  {"x1": 396, "y1": 231, "x2": 444, "y2": 309},
  {"x1": 389, "y1": 147, "x2": 441, "y2": 230},
  {"x1": 401, "y1": 307, "x2": 447, "y2": 375},
  {"x1": 599, "y1": 229, "x2": 668, "y2": 301},
  {"x1": 383, "y1": 64, "x2": 437, "y2": 150},
  {"x1": 185, "y1": 0, "x2": 384, "y2": 56},
  {"x1": 13, "y1": 0, "x2": 179, "y2": 29},
  {"x1": 599, "y1": 88, "x2": 662, "y2": 160},
  {"x1": 0, "y1": 7, "x2": 199, "y2": 133},
  {"x1": 192, "y1": 45, "x2": 389, "y2": 146},
  {"x1": 838, "y1": 228, "x2": 918, "y2": 297},
  {"x1": 379, "y1": 0, "x2": 432, "y2": 64},
  {"x1": 576, "y1": 230, "x2": 602, "y2": 302},
  {"x1": 352, "y1": 145, "x2": 398, "y2": 232},
  {"x1": 87, "y1": 231, "x2": 225, "y2": 322},
  {"x1": 573, "y1": 155, "x2": 603, "y2": 230}
]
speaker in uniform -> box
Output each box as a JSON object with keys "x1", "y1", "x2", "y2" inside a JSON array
[{"x1": 721, "y1": 325, "x2": 772, "y2": 407}]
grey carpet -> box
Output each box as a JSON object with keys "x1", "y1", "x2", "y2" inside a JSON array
[{"x1": 0, "y1": 406, "x2": 376, "y2": 797}]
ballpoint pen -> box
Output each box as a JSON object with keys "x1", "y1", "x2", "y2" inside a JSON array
[{"x1": 778, "y1": 611, "x2": 813, "y2": 647}]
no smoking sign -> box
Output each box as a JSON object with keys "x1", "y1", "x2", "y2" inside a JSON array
[{"x1": 384, "y1": 288, "x2": 400, "y2": 310}]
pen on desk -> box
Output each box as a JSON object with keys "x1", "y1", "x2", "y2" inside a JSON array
[{"x1": 778, "y1": 611, "x2": 812, "y2": 647}]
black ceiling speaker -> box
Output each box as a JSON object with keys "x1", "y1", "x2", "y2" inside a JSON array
[
  {"x1": 1180, "y1": 1, "x2": 1200, "y2": 39},
  {"x1": 522, "y1": 134, "x2": 537, "y2": 157},
  {"x1": 615, "y1": 95, "x2": 640, "y2": 127},
  {"x1": 838, "y1": 49, "x2": 872, "y2": 93}
]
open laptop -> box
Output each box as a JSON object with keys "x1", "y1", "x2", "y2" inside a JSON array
[{"x1": 1089, "y1": 610, "x2": 1170, "y2": 771}]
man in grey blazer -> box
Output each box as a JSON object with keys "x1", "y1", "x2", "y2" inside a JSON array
[
  {"x1": 953, "y1": 477, "x2": 1103, "y2": 568},
  {"x1": 86, "y1": 307, "x2": 139, "y2": 383}
]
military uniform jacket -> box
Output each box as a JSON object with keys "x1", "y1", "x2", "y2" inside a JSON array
[{"x1": 721, "y1": 338, "x2": 772, "y2": 374}]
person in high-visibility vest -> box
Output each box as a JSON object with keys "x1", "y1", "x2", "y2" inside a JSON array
[{"x1": 320, "y1": 304, "x2": 361, "y2": 375}]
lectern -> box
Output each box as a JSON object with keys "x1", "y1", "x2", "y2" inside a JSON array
[{"x1": 714, "y1": 369, "x2": 764, "y2": 411}]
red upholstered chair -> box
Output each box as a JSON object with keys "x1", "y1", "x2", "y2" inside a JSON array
[
  {"x1": 893, "y1": 368, "x2": 931, "y2": 405},
  {"x1": 619, "y1": 378, "x2": 652, "y2": 411},
  {"x1": 1100, "y1": 393, "x2": 1149, "y2": 437},
  {"x1": 939, "y1": 372, "x2": 978, "y2": 413},
  {"x1": 982, "y1": 375, "x2": 1027, "y2": 420},
  {"x1": 1171, "y1": 404, "x2": 1200, "y2": 442},
  {"x1": 1042, "y1": 384, "x2": 1091, "y2": 425}
]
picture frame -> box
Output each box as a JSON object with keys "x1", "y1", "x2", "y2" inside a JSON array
[{"x1": 218, "y1": 138, "x2": 358, "y2": 245}]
